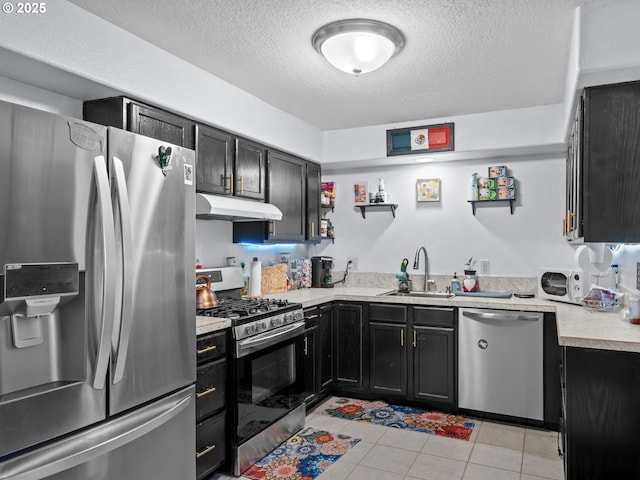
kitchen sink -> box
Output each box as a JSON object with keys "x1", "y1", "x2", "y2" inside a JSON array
[{"x1": 382, "y1": 291, "x2": 455, "y2": 299}]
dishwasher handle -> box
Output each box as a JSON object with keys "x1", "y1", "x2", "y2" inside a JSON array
[{"x1": 462, "y1": 309, "x2": 541, "y2": 323}]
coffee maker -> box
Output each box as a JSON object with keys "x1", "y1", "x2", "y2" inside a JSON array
[{"x1": 311, "y1": 256, "x2": 334, "y2": 288}]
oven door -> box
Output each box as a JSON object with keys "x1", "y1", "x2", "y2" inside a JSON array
[{"x1": 234, "y1": 321, "x2": 306, "y2": 444}]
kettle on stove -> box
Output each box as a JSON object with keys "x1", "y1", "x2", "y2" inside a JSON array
[{"x1": 196, "y1": 275, "x2": 218, "y2": 308}]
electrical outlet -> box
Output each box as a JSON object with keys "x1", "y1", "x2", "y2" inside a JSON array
[
  {"x1": 478, "y1": 259, "x2": 490, "y2": 275},
  {"x1": 346, "y1": 257, "x2": 359, "y2": 271}
]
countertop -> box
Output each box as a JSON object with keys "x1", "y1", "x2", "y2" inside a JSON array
[{"x1": 262, "y1": 287, "x2": 640, "y2": 354}]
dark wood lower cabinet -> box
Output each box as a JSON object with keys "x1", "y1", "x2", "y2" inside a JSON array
[
  {"x1": 411, "y1": 325, "x2": 455, "y2": 404},
  {"x1": 563, "y1": 346, "x2": 640, "y2": 478},
  {"x1": 304, "y1": 304, "x2": 335, "y2": 407},
  {"x1": 333, "y1": 303, "x2": 366, "y2": 392},
  {"x1": 369, "y1": 322, "x2": 407, "y2": 397},
  {"x1": 195, "y1": 329, "x2": 228, "y2": 479}
]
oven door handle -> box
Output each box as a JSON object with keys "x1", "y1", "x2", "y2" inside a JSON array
[{"x1": 236, "y1": 321, "x2": 305, "y2": 358}]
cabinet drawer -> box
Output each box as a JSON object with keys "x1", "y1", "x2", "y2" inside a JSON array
[
  {"x1": 369, "y1": 304, "x2": 407, "y2": 323},
  {"x1": 413, "y1": 306, "x2": 455, "y2": 327},
  {"x1": 196, "y1": 411, "x2": 226, "y2": 480},
  {"x1": 196, "y1": 357, "x2": 226, "y2": 421},
  {"x1": 197, "y1": 330, "x2": 226, "y2": 364}
]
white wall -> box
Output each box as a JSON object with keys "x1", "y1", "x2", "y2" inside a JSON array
[
  {"x1": 0, "y1": 0, "x2": 322, "y2": 161},
  {"x1": 0, "y1": 75, "x2": 82, "y2": 117},
  {"x1": 315, "y1": 155, "x2": 575, "y2": 277}
]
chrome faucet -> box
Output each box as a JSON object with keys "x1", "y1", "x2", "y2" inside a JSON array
[{"x1": 413, "y1": 246, "x2": 435, "y2": 291}]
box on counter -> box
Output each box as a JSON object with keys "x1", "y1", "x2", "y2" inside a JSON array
[
  {"x1": 489, "y1": 165, "x2": 507, "y2": 177},
  {"x1": 496, "y1": 176, "x2": 514, "y2": 188}
]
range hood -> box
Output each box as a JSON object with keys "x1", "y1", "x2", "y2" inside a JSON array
[{"x1": 195, "y1": 193, "x2": 282, "y2": 221}]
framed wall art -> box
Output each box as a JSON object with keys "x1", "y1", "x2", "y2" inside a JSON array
[
  {"x1": 416, "y1": 178, "x2": 441, "y2": 202},
  {"x1": 353, "y1": 181, "x2": 369, "y2": 204},
  {"x1": 387, "y1": 122, "x2": 454, "y2": 156}
]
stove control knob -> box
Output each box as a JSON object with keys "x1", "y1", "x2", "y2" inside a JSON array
[
  {"x1": 271, "y1": 316, "x2": 283, "y2": 328},
  {"x1": 257, "y1": 321, "x2": 267, "y2": 332},
  {"x1": 244, "y1": 324, "x2": 256, "y2": 336},
  {"x1": 283, "y1": 312, "x2": 293, "y2": 324},
  {"x1": 293, "y1": 311, "x2": 304, "y2": 321}
]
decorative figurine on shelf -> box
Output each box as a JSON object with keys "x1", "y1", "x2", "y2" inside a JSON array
[
  {"x1": 463, "y1": 257, "x2": 479, "y2": 292},
  {"x1": 374, "y1": 177, "x2": 389, "y2": 203}
]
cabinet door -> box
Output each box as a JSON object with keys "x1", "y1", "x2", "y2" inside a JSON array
[
  {"x1": 333, "y1": 304, "x2": 365, "y2": 391},
  {"x1": 235, "y1": 138, "x2": 266, "y2": 201},
  {"x1": 306, "y1": 162, "x2": 322, "y2": 243},
  {"x1": 411, "y1": 325, "x2": 455, "y2": 405},
  {"x1": 266, "y1": 150, "x2": 306, "y2": 242},
  {"x1": 303, "y1": 324, "x2": 318, "y2": 405},
  {"x1": 583, "y1": 81, "x2": 640, "y2": 242},
  {"x1": 318, "y1": 304, "x2": 334, "y2": 392},
  {"x1": 128, "y1": 102, "x2": 195, "y2": 148},
  {"x1": 195, "y1": 124, "x2": 234, "y2": 195},
  {"x1": 369, "y1": 322, "x2": 407, "y2": 397},
  {"x1": 564, "y1": 347, "x2": 640, "y2": 479}
]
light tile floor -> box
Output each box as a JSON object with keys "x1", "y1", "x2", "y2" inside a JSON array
[{"x1": 212, "y1": 397, "x2": 563, "y2": 480}]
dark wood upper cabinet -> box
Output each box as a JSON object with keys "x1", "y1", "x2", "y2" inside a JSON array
[
  {"x1": 235, "y1": 139, "x2": 266, "y2": 201},
  {"x1": 83, "y1": 97, "x2": 195, "y2": 149},
  {"x1": 567, "y1": 80, "x2": 640, "y2": 242},
  {"x1": 195, "y1": 124, "x2": 234, "y2": 195},
  {"x1": 264, "y1": 150, "x2": 306, "y2": 242},
  {"x1": 306, "y1": 162, "x2": 322, "y2": 243}
]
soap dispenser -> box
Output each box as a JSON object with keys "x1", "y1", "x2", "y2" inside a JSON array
[{"x1": 451, "y1": 273, "x2": 460, "y2": 293}]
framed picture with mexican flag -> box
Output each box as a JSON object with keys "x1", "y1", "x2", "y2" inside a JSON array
[{"x1": 386, "y1": 122, "x2": 454, "y2": 156}]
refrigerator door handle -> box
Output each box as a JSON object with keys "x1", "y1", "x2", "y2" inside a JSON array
[
  {"x1": 92, "y1": 155, "x2": 117, "y2": 390},
  {"x1": 111, "y1": 156, "x2": 134, "y2": 384},
  {"x1": 0, "y1": 390, "x2": 193, "y2": 480}
]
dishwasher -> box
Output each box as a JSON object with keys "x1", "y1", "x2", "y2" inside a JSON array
[{"x1": 458, "y1": 308, "x2": 543, "y2": 421}]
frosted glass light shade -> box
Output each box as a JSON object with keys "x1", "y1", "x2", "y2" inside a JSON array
[{"x1": 312, "y1": 19, "x2": 405, "y2": 76}]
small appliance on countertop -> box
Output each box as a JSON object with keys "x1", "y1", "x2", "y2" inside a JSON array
[
  {"x1": 311, "y1": 256, "x2": 334, "y2": 288},
  {"x1": 538, "y1": 268, "x2": 589, "y2": 305}
]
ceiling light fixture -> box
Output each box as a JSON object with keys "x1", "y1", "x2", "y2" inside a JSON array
[{"x1": 312, "y1": 19, "x2": 405, "y2": 76}]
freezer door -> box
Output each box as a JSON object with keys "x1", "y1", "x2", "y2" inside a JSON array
[
  {"x1": 107, "y1": 129, "x2": 196, "y2": 415},
  {"x1": 0, "y1": 102, "x2": 110, "y2": 457},
  {"x1": 0, "y1": 386, "x2": 195, "y2": 480}
]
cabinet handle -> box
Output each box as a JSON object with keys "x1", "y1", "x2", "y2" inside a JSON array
[
  {"x1": 413, "y1": 330, "x2": 417, "y2": 348},
  {"x1": 400, "y1": 329, "x2": 404, "y2": 347},
  {"x1": 269, "y1": 221, "x2": 276, "y2": 236},
  {"x1": 239, "y1": 175, "x2": 244, "y2": 194},
  {"x1": 222, "y1": 175, "x2": 232, "y2": 193},
  {"x1": 304, "y1": 336, "x2": 308, "y2": 355},
  {"x1": 196, "y1": 444, "x2": 216, "y2": 459},
  {"x1": 196, "y1": 345, "x2": 217, "y2": 355},
  {"x1": 196, "y1": 386, "x2": 217, "y2": 398},
  {"x1": 305, "y1": 314, "x2": 319, "y2": 320},
  {"x1": 311, "y1": 222, "x2": 315, "y2": 237}
]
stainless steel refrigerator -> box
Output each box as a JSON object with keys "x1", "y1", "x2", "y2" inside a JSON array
[{"x1": 0, "y1": 100, "x2": 196, "y2": 479}]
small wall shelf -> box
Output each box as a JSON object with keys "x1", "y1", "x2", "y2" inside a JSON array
[
  {"x1": 357, "y1": 203, "x2": 398, "y2": 218},
  {"x1": 468, "y1": 199, "x2": 515, "y2": 215},
  {"x1": 321, "y1": 205, "x2": 334, "y2": 213}
]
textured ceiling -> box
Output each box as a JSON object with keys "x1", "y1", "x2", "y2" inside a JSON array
[{"x1": 68, "y1": 0, "x2": 599, "y2": 131}]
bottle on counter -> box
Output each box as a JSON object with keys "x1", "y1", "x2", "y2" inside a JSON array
[
  {"x1": 451, "y1": 272, "x2": 460, "y2": 293},
  {"x1": 240, "y1": 262, "x2": 249, "y2": 296}
]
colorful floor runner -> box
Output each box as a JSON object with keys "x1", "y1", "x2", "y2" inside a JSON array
[
  {"x1": 323, "y1": 397, "x2": 475, "y2": 440},
  {"x1": 243, "y1": 427, "x2": 360, "y2": 480}
]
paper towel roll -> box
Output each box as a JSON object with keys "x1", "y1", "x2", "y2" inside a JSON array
[{"x1": 249, "y1": 258, "x2": 262, "y2": 296}]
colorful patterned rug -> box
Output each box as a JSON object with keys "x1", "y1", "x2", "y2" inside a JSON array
[
  {"x1": 243, "y1": 427, "x2": 360, "y2": 480},
  {"x1": 323, "y1": 397, "x2": 475, "y2": 440}
]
